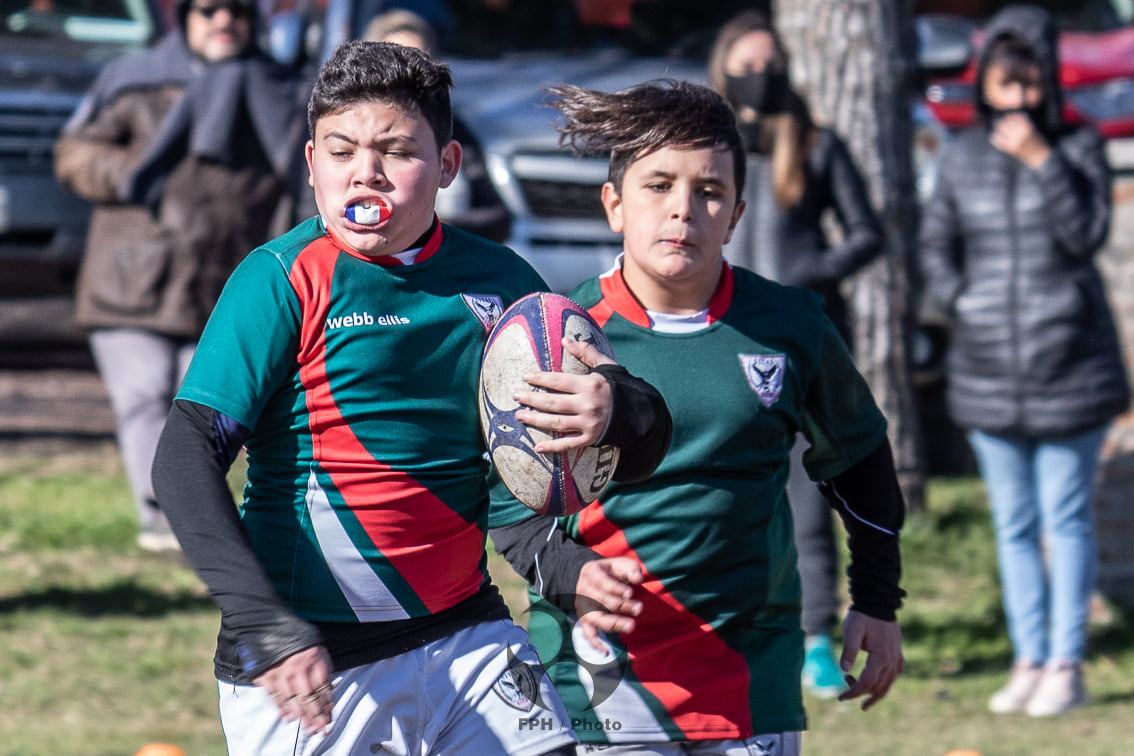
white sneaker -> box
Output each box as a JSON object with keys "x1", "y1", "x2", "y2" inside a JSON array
[
  {"x1": 988, "y1": 662, "x2": 1044, "y2": 713},
  {"x1": 1026, "y1": 662, "x2": 1087, "y2": 717},
  {"x1": 137, "y1": 528, "x2": 181, "y2": 553}
]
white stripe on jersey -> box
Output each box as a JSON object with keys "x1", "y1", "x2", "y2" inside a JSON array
[{"x1": 305, "y1": 470, "x2": 412, "y2": 621}]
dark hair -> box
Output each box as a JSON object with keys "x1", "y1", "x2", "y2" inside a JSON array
[
  {"x1": 307, "y1": 41, "x2": 453, "y2": 149},
  {"x1": 985, "y1": 34, "x2": 1043, "y2": 88},
  {"x1": 547, "y1": 80, "x2": 746, "y2": 197}
]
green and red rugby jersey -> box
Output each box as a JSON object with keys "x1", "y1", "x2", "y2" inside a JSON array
[
  {"x1": 177, "y1": 216, "x2": 545, "y2": 625},
  {"x1": 490, "y1": 262, "x2": 889, "y2": 741}
]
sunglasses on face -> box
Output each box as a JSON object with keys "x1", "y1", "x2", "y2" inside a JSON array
[{"x1": 190, "y1": 2, "x2": 252, "y2": 19}]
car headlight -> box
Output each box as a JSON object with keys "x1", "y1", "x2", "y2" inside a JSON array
[
  {"x1": 1067, "y1": 78, "x2": 1134, "y2": 122},
  {"x1": 925, "y1": 81, "x2": 972, "y2": 105}
]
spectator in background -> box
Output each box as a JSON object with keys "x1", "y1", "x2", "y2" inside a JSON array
[
  {"x1": 920, "y1": 3, "x2": 1126, "y2": 717},
  {"x1": 709, "y1": 9, "x2": 885, "y2": 700},
  {"x1": 364, "y1": 7, "x2": 511, "y2": 243},
  {"x1": 54, "y1": 0, "x2": 308, "y2": 551}
]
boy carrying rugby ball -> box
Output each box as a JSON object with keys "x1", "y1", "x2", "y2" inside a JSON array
[{"x1": 150, "y1": 41, "x2": 670, "y2": 755}]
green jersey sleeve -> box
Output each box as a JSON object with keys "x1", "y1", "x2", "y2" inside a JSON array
[
  {"x1": 176, "y1": 249, "x2": 301, "y2": 429},
  {"x1": 799, "y1": 315, "x2": 889, "y2": 482}
]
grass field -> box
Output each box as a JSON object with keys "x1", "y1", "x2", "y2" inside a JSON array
[{"x1": 2, "y1": 441, "x2": 1133, "y2": 755}]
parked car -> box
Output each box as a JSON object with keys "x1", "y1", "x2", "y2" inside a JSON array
[
  {"x1": 0, "y1": 0, "x2": 160, "y2": 354},
  {"x1": 0, "y1": 0, "x2": 313, "y2": 358},
  {"x1": 316, "y1": 0, "x2": 754, "y2": 292}
]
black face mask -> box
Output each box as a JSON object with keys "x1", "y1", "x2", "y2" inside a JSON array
[
  {"x1": 725, "y1": 70, "x2": 789, "y2": 116},
  {"x1": 987, "y1": 104, "x2": 1047, "y2": 134}
]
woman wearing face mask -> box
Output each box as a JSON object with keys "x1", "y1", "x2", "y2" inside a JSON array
[
  {"x1": 920, "y1": 4, "x2": 1125, "y2": 718},
  {"x1": 709, "y1": 11, "x2": 884, "y2": 701}
]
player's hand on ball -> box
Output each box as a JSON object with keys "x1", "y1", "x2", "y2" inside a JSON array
[
  {"x1": 575, "y1": 557, "x2": 644, "y2": 652},
  {"x1": 837, "y1": 611, "x2": 905, "y2": 711},
  {"x1": 254, "y1": 645, "x2": 335, "y2": 735},
  {"x1": 515, "y1": 338, "x2": 616, "y2": 453}
]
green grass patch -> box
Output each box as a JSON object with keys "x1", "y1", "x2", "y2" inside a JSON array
[{"x1": 1, "y1": 445, "x2": 1133, "y2": 755}]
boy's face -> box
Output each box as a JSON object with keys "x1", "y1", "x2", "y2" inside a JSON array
[
  {"x1": 306, "y1": 99, "x2": 461, "y2": 257},
  {"x1": 602, "y1": 145, "x2": 743, "y2": 293}
]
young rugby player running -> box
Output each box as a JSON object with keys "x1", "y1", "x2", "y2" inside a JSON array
[
  {"x1": 151, "y1": 42, "x2": 670, "y2": 755},
  {"x1": 490, "y1": 80, "x2": 906, "y2": 756}
]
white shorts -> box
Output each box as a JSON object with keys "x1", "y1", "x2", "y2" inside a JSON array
[
  {"x1": 575, "y1": 733, "x2": 802, "y2": 756},
  {"x1": 218, "y1": 619, "x2": 577, "y2": 755}
]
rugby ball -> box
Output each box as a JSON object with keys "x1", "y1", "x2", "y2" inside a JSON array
[{"x1": 480, "y1": 293, "x2": 620, "y2": 516}]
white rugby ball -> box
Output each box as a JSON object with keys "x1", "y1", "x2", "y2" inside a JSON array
[{"x1": 480, "y1": 293, "x2": 620, "y2": 516}]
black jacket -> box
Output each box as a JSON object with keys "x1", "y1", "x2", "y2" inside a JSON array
[
  {"x1": 725, "y1": 127, "x2": 882, "y2": 340},
  {"x1": 919, "y1": 4, "x2": 1128, "y2": 437}
]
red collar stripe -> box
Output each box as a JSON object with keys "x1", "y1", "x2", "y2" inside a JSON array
[
  {"x1": 326, "y1": 215, "x2": 443, "y2": 267},
  {"x1": 598, "y1": 261, "x2": 734, "y2": 327},
  {"x1": 706, "y1": 261, "x2": 734, "y2": 323}
]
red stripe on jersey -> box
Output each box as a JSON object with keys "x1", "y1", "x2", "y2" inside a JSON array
[
  {"x1": 577, "y1": 502, "x2": 753, "y2": 738},
  {"x1": 587, "y1": 298, "x2": 616, "y2": 329},
  {"x1": 415, "y1": 217, "x2": 443, "y2": 263},
  {"x1": 289, "y1": 237, "x2": 484, "y2": 614},
  {"x1": 706, "y1": 262, "x2": 734, "y2": 323},
  {"x1": 597, "y1": 262, "x2": 735, "y2": 328}
]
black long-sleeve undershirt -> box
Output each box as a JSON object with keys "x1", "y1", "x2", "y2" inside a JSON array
[
  {"x1": 152, "y1": 363, "x2": 672, "y2": 682},
  {"x1": 490, "y1": 437, "x2": 905, "y2": 622}
]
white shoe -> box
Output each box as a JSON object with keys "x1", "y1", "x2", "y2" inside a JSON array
[
  {"x1": 988, "y1": 662, "x2": 1043, "y2": 713},
  {"x1": 137, "y1": 529, "x2": 181, "y2": 553},
  {"x1": 1026, "y1": 662, "x2": 1087, "y2": 717}
]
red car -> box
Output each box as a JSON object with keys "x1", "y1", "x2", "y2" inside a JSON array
[{"x1": 917, "y1": 1, "x2": 1134, "y2": 138}]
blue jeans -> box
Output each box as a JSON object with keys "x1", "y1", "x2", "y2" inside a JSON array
[{"x1": 967, "y1": 426, "x2": 1108, "y2": 665}]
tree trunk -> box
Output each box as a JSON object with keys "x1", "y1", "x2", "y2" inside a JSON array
[{"x1": 774, "y1": 0, "x2": 927, "y2": 511}]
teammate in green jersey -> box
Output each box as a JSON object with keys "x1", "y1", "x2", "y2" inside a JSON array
[{"x1": 489, "y1": 80, "x2": 906, "y2": 755}]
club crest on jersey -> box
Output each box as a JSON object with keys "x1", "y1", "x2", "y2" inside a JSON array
[
  {"x1": 462, "y1": 294, "x2": 504, "y2": 333},
  {"x1": 740, "y1": 353, "x2": 786, "y2": 407},
  {"x1": 492, "y1": 657, "x2": 538, "y2": 712}
]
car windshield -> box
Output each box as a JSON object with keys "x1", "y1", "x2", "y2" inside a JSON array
[
  {"x1": 916, "y1": 0, "x2": 1134, "y2": 32},
  {"x1": 371, "y1": 0, "x2": 757, "y2": 59},
  {"x1": 1, "y1": 0, "x2": 155, "y2": 43}
]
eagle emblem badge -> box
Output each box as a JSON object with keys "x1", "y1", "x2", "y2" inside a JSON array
[
  {"x1": 740, "y1": 353, "x2": 786, "y2": 407},
  {"x1": 462, "y1": 294, "x2": 505, "y2": 333}
]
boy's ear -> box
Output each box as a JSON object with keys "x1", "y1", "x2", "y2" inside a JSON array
[
  {"x1": 438, "y1": 139, "x2": 463, "y2": 189},
  {"x1": 305, "y1": 140, "x2": 315, "y2": 187},
  {"x1": 601, "y1": 182, "x2": 623, "y2": 234},
  {"x1": 722, "y1": 199, "x2": 746, "y2": 246}
]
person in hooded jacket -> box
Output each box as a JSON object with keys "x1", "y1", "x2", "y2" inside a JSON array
[
  {"x1": 920, "y1": 3, "x2": 1127, "y2": 718},
  {"x1": 708, "y1": 10, "x2": 885, "y2": 700},
  {"x1": 54, "y1": 0, "x2": 309, "y2": 552}
]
